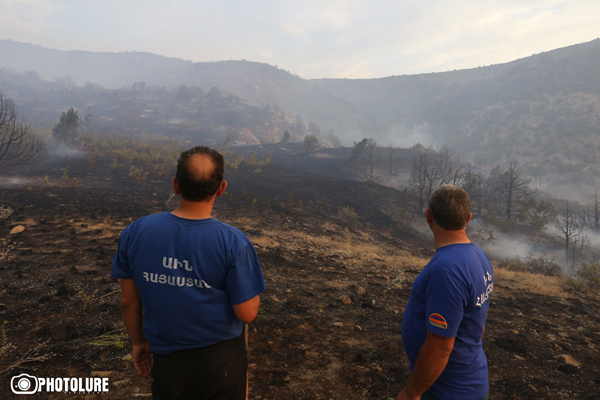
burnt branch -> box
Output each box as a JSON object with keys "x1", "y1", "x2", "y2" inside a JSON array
[{"x1": 0, "y1": 93, "x2": 46, "y2": 174}]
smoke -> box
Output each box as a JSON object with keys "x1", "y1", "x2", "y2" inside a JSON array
[
  {"x1": 379, "y1": 123, "x2": 436, "y2": 149},
  {"x1": 478, "y1": 231, "x2": 536, "y2": 260},
  {"x1": 0, "y1": 177, "x2": 33, "y2": 187},
  {"x1": 50, "y1": 144, "x2": 84, "y2": 159}
]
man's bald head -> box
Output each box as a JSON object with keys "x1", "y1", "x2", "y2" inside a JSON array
[{"x1": 176, "y1": 146, "x2": 224, "y2": 202}]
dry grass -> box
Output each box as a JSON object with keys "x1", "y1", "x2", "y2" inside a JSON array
[{"x1": 494, "y1": 265, "x2": 572, "y2": 298}]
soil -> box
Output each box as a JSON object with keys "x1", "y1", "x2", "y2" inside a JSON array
[{"x1": 0, "y1": 160, "x2": 599, "y2": 399}]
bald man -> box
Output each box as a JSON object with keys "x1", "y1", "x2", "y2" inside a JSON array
[{"x1": 112, "y1": 146, "x2": 266, "y2": 400}]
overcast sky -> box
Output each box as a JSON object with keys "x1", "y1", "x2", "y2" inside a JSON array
[{"x1": 1, "y1": 0, "x2": 599, "y2": 79}]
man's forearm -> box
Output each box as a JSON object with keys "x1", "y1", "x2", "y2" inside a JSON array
[
  {"x1": 397, "y1": 332, "x2": 455, "y2": 400},
  {"x1": 121, "y1": 302, "x2": 146, "y2": 345}
]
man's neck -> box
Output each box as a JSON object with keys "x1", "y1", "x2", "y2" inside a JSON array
[
  {"x1": 171, "y1": 198, "x2": 215, "y2": 220},
  {"x1": 432, "y1": 228, "x2": 471, "y2": 249}
]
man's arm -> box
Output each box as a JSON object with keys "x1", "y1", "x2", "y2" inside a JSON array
[
  {"x1": 120, "y1": 278, "x2": 153, "y2": 377},
  {"x1": 396, "y1": 331, "x2": 455, "y2": 400},
  {"x1": 233, "y1": 295, "x2": 260, "y2": 323}
]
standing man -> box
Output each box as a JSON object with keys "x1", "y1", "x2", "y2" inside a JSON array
[
  {"x1": 112, "y1": 146, "x2": 266, "y2": 400},
  {"x1": 397, "y1": 185, "x2": 493, "y2": 400}
]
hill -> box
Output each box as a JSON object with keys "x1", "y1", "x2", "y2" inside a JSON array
[
  {"x1": 4, "y1": 38, "x2": 600, "y2": 195},
  {"x1": 0, "y1": 40, "x2": 378, "y2": 142},
  {"x1": 0, "y1": 156, "x2": 598, "y2": 399},
  {"x1": 313, "y1": 39, "x2": 600, "y2": 196}
]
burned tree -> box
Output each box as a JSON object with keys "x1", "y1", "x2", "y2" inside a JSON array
[
  {"x1": 407, "y1": 145, "x2": 471, "y2": 211},
  {"x1": 580, "y1": 190, "x2": 600, "y2": 232},
  {"x1": 556, "y1": 201, "x2": 587, "y2": 270},
  {"x1": 488, "y1": 161, "x2": 531, "y2": 220},
  {"x1": 350, "y1": 138, "x2": 379, "y2": 182},
  {"x1": 0, "y1": 93, "x2": 45, "y2": 173}
]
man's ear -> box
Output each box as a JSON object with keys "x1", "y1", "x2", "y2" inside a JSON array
[
  {"x1": 172, "y1": 177, "x2": 181, "y2": 195},
  {"x1": 466, "y1": 212, "x2": 472, "y2": 225},
  {"x1": 425, "y1": 209, "x2": 434, "y2": 224},
  {"x1": 215, "y1": 181, "x2": 228, "y2": 197}
]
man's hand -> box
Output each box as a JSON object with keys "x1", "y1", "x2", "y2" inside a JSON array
[
  {"x1": 396, "y1": 390, "x2": 419, "y2": 400},
  {"x1": 132, "y1": 342, "x2": 153, "y2": 377},
  {"x1": 395, "y1": 331, "x2": 455, "y2": 400},
  {"x1": 120, "y1": 279, "x2": 153, "y2": 377}
]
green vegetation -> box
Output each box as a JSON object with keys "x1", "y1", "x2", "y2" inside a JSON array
[{"x1": 52, "y1": 107, "x2": 79, "y2": 145}]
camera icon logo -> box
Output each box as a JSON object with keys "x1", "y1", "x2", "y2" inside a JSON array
[{"x1": 11, "y1": 373, "x2": 39, "y2": 394}]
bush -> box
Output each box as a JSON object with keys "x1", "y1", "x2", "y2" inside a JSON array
[
  {"x1": 576, "y1": 263, "x2": 600, "y2": 299},
  {"x1": 338, "y1": 206, "x2": 358, "y2": 221},
  {"x1": 499, "y1": 253, "x2": 563, "y2": 276}
]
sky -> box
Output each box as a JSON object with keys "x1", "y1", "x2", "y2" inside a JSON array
[{"x1": 1, "y1": 0, "x2": 599, "y2": 79}]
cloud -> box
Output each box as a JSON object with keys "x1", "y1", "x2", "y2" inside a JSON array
[
  {"x1": 0, "y1": 0, "x2": 62, "y2": 40},
  {"x1": 0, "y1": 0, "x2": 599, "y2": 78}
]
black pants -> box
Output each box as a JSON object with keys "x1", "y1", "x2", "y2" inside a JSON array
[
  {"x1": 151, "y1": 336, "x2": 247, "y2": 400},
  {"x1": 421, "y1": 390, "x2": 489, "y2": 400}
]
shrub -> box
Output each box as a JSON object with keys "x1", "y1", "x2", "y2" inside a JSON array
[
  {"x1": 0, "y1": 205, "x2": 13, "y2": 221},
  {"x1": 499, "y1": 253, "x2": 563, "y2": 276},
  {"x1": 338, "y1": 206, "x2": 358, "y2": 221},
  {"x1": 576, "y1": 263, "x2": 600, "y2": 299}
]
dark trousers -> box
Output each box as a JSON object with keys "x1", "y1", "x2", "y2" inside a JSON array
[
  {"x1": 151, "y1": 336, "x2": 247, "y2": 400},
  {"x1": 421, "y1": 390, "x2": 489, "y2": 400}
]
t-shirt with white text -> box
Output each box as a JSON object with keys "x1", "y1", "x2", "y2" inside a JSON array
[
  {"x1": 401, "y1": 243, "x2": 493, "y2": 400},
  {"x1": 111, "y1": 212, "x2": 266, "y2": 355}
]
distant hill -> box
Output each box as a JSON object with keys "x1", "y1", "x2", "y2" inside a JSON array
[
  {"x1": 0, "y1": 40, "x2": 378, "y2": 142},
  {"x1": 313, "y1": 39, "x2": 600, "y2": 196},
  {"x1": 3, "y1": 38, "x2": 600, "y2": 196}
]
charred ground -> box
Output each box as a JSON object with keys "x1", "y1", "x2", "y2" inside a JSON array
[{"x1": 0, "y1": 158, "x2": 599, "y2": 399}]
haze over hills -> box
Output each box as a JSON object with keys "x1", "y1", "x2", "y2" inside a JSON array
[
  {"x1": 2, "y1": 38, "x2": 600, "y2": 196},
  {"x1": 0, "y1": 39, "x2": 377, "y2": 142}
]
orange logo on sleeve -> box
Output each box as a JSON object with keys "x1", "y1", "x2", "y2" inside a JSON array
[{"x1": 429, "y1": 313, "x2": 448, "y2": 329}]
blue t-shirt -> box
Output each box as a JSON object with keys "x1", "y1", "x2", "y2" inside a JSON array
[
  {"x1": 401, "y1": 243, "x2": 493, "y2": 400},
  {"x1": 111, "y1": 212, "x2": 266, "y2": 355}
]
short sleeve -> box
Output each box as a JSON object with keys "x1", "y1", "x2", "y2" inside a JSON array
[
  {"x1": 111, "y1": 228, "x2": 133, "y2": 279},
  {"x1": 425, "y1": 270, "x2": 467, "y2": 337},
  {"x1": 225, "y1": 242, "x2": 266, "y2": 304}
]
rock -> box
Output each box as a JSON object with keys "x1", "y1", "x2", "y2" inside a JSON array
[
  {"x1": 554, "y1": 354, "x2": 580, "y2": 367},
  {"x1": 340, "y1": 295, "x2": 352, "y2": 305},
  {"x1": 271, "y1": 295, "x2": 280, "y2": 303},
  {"x1": 332, "y1": 322, "x2": 344, "y2": 327},
  {"x1": 90, "y1": 371, "x2": 113, "y2": 378},
  {"x1": 358, "y1": 286, "x2": 366, "y2": 295},
  {"x1": 112, "y1": 379, "x2": 130, "y2": 387},
  {"x1": 10, "y1": 225, "x2": 25, "y2": 234},
  {"x1": 122, "y1": 353, "x2": 133, "y2": 362},
  {"x1": 528, "y1": 384, "x2": 539, "y2": 392},
  {"x1": 514, "y1": 355, "x2": 525, "y2": 361}
]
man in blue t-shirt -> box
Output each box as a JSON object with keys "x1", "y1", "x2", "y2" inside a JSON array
[
  {"x1": 396, "y1": 185, "x2": 493, "y2": 400},
  {"x1": 112, "y1": 146, "x2": 266, "y2": 400}
]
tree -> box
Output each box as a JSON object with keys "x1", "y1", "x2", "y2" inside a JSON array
[
  {"x1": 386, "y1": 145, "x2": 400, "y2": 176},
  {"x1": 0, "y1": 93, "x2": 45, "y2": 173},
  {"x1": 304, "y1": 134, "x2": 319, "y2": 153},
  {"x1": 517, "y1": 193, "x2": 557, "y2": 233},
  {"x1": 580, "y1": 190, "x2": 600, "y2": 231},
  {"x1": 350, "y1": 138, "x2": 379, "y2": 181},
  {"x1": 556, "y1": 201, "x2": 587, "y2": 270},
  {"x1": 280, "y1": 130, "x2": 290, "y2": 145},
  {"x1": 52, "y1": 107, "x2": 79, "y2": 145},
  {"x1": 488, "y1": 161, "x2": 531, "y2": 219},
  {"x1": 407, "y1": 145, "x2": 471, "y2": 211}
]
